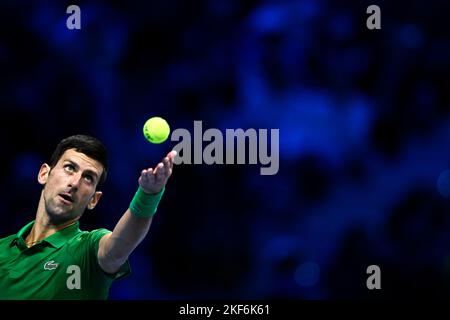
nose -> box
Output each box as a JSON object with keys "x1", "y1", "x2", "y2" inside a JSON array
[{"x1": 67, "y1": 172, "x2": 82, "y2": 190}]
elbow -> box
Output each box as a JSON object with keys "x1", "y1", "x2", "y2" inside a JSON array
[{"x1": 98, "y1": 247, "x2": 129, "y2": 274}]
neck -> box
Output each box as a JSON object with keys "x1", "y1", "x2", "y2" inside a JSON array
[
  {"x1": 26, "y1": 218, "x2": 77, "y2": 247},
  {"x1": 26, "y1": 193, "x2": 78, "y2": 247}
]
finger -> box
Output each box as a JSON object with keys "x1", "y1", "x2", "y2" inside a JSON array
[
  {"x1": 164, "y1": 157, "x2": 173, "y2": 176},
  {"x1": 156, "y1": 163, "x2": 167, "y2": 182},
  {"x1": 144, "y1": 168, "x2": 153, "y2": 178},
  {"x1": 144, "y1": 167, "x2": 154, "y2": 177},
  {"x1": 167, "y1": 150, "x2": 177, "y2": 159},
  {"x1": 139, "y1": 169, "x2": 147, "y2": 185},
  {"x1": 167, "y1": 151, "x2": 176, "y2": 166},
  {"x1": 167, "y1": 151, "x2": 176, "y2": 169},
  {"x1": 153, "y1": 162, "x2": 164, "y2": 176},
  {"x1": 162, "y1": 157, "x2": 170, "y2": 173}
]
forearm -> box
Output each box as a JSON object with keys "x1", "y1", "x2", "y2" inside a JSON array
[
  {"x1": 98, "y1": 187, "x2": 164, "y2": 273},
  {"x1": 98, "y1": 150, "x2": 176, "y2": 274},
  {"x1": 100, "y1": 210, "x2": 152, "y2": 268}
]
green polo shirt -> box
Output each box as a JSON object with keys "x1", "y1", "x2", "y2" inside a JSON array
[{"x1": 0, "y1": 221, "x2": 130, "y2": 300}]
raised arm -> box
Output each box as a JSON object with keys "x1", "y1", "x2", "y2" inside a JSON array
[{"x1": 97, "y1": 150, "x2": 176, "y2": 274}]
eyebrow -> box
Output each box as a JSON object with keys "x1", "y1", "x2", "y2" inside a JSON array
[{"x1": 63, "y1": 159, "x2": 100, "y2": 181}]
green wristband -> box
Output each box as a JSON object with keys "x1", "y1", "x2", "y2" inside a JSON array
[{"x1": 129, "y1": 186, "x2": 165, "y2": 218}]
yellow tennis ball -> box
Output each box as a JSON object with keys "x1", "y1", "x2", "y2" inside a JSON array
[{"x1": 143, "y1": 117, "x2": 171, "y2": 144}]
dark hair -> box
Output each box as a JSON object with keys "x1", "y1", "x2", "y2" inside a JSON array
[{"x1": 49, "y1": 135, "x2": 108, "y2": 187}]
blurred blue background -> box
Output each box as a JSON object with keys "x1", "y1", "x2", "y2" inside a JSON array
[{"x1": 0, "y1": 0, "x2": 450, "y2": 299}]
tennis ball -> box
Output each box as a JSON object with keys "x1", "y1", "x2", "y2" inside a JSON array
[{"x1": 143, "y1": 117, "x2": 170, "y2": 144}]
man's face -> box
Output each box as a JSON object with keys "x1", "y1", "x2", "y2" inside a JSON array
[{"x1": 38, "y1": 148, "x2": 104, "y2": 224}]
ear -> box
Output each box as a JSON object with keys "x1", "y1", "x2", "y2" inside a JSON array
[
  {"x1": 38, "y1": 164, "x2": 51, "y2": 186},
  {"x1": 87, "y1": 191, "x2": 102, "y2": 210}
]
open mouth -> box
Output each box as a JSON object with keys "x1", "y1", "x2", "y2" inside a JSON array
[{"x1": 59, "y1": 193, "x2": 74, "y2": 204}]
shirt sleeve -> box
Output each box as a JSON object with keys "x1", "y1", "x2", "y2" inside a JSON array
[{"x1": 88, "y1": 228, "x2": 131, "y2": 281}]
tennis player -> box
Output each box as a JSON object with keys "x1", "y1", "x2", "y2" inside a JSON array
[{"x1": 0, "y1": 135, "x2": 176, "y2": 299}]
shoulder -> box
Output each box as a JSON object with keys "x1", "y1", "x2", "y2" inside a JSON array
[
  {"x1": 63, "y1": 228, "x2": 113, "y2": 264},
  {"x1": 87, "y1": 228, "x2": 112, "y2": 240},
  {"x1": 72, "y1": 228, "x2": 112, "y2": 246},
  {"x1": 0, "y1": 234, "x2": 16, "y2": 245}
]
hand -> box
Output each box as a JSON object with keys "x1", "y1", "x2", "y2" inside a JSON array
[{"x1": 138, "y1": 150, "x2": 177, "y2": 194}]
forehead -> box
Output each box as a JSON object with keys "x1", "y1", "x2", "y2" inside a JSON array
[{"x1": 58, "y1": 149, "x2": 104, "y2": 175}]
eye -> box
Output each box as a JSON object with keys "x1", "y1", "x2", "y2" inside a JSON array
[
  {"x1": 64, "y1": 164, "x2": 75, "y2": 172},
  {"x1": 84, "y1": 175, "x2": 93, "y2": 183}
]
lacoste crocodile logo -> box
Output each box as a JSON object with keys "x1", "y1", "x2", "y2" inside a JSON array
[{"x1": 44, "y1": 260, "x2": 59, "y2": 270}]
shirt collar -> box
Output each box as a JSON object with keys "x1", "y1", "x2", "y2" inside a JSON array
[{"x1": 11, "y1": 220, "x2": 81, "y2": 249}]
